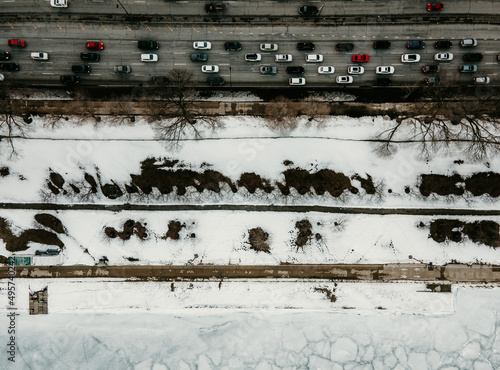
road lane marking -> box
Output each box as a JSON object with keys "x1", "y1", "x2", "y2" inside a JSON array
[
  {"x1": 7, "y1": 22, "x2": 13, "y2": 29},
  {"x1": 101, "y1": 23, "x2": 107, "y2": 31},
  {"x1": 166, "y1": 24, "x2": 173, "y2": 32},
  {"x1": 31, "y1": 21, "x2": 37, "y2": 29},
  {"x1": 174, "y1": 63, "x2": 186, "y2": 65},
  {"x1": 56, "y1": 23, "x2": 62, "y2": 30},
  {"x1": 79, "y1": 23, "x2": 85, "y2": 30},
  {"x1": 145, "y1": 25, "x2": 151, "y2": 32},
  {"x1": 192, "y1": 25, "x2": 198, "y2": 31},
  {"x1": 126, "y1": 25, "x2": 132, "y2": 31},
  {"x1": 211, "y1": 24, "x2": 217, "y2": 31}
]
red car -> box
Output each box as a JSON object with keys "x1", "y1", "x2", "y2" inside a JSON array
[
  {"x1": 427, "y1": 3, "x2": 443, "y2": 11},
  {"x1": 352, "y1": 54, "x2": 369, "y2": 63},
  {"x1": 85, "y1": 42, "x2": 104, "y2": 50},
  {"x1": 8, "y1": 39, "x2": 26, "y2": 47}
]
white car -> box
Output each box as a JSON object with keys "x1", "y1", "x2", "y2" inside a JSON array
[
  {"x1": 473, "y1": 76, "x2": 490, "y2": 84},
  {"x1": 401, "y1": 54, "x2": 420, "y2": 63},
  {"x1": 193, "y1": 41, "x2": 211, "y2": 50},
  {"x1": 289, "y1": 78, "x2": 305, "y2": 86},
  {"x1": 245, "y1": 53, "x2": 262, "y2": 62},
  {"x1": 434, "y1": 53, "x2": 454, "y2": 61},
  {"x1": 318, "y1": 66, "x2": 335, "y2": 74},
  {"x1": 30, "y1": 52, "x2": 49, "y2": 60},
  {"x1": 305, "y1": 54, "x2": 323, "y2": 62},
  {"x1": 376, "y1": 66, "x2": 395, "y2": 74},
  {"x1": 275, "y1": 54, "x2": 292, "y2": 62},
  {"x1": 336, "y1": 76, "x2": 353, "y2": 84},
  {"x1": 260, "y1": 43, "x2": 278, "y2": 51},
  {"x1": 140, "y1": 53, "x2": 158, "y2": 62},
  {"x1": 460, "y1": 39, "x2": 478, "y2": 47},
  {"x1": 50, "y1": 0, "x2": 67, "y2": 7},
  {"x1": 201, "y1": 65, "x2": 219, "y2": 73},
  {"x1": 0, "y1": 74, "x2": 4, "y2": 81},
  {"x1": 347, "y1": 66, "x2": 364, "y2": 75}
]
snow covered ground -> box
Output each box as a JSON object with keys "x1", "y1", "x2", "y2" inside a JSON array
[
  {"x1": 1, "y1": 281, "x2": 499, "y2": 369},
  {"x1": 0, "y1": 115, "x2": 498, "y2": 209},
  {"x1": 1, "y1": 210, "x2": 499, "y2": 266}
]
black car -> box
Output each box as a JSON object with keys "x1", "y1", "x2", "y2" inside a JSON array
[
  {"x1": 422, "y1": 65, "x2": 440, "y2": 73},
  {"x1": 0, "y1": 51, "x2": 11, "y2": 61},
  {"x1": 463, "y1": 53, "x2": 483, "y2": 62},
  {"x1": 425, "y1": 77, "x2": 442, "y2": 85},
  {"x1": 286, "y1": 66, "x2": 305, "y2": 74},
  {"x1": 205, "y1": 2, "x2": 225, "y2": 13},
  {"x1": 152, "y1": 76, "x2": 169, "y2": 84},
  {"x1": 72, "y1": 65, "x2": 91, "y2": 73},
  {"x1": 373, "y1": 40, "x2": 391, "y2": 49},
  {"x1": 374, "y1": 78, "x2": 392, "y2": 86},
  {"x1": 60, "y1": 75, "x2": 80, "y2": 85},
  {"x1": 297, "y1": 42, "x2": 315, "y2": 51},
  {"x1": 80, "y1": 52, "x2": 100, "y2": 61},
  {"x1": 0, "y1": 62, "x2": 19, "y2": 71},
  {"x1": 190, "y1": 53, "x2": 208, "y2": 62},
  {"x1": 138, "y1": 40, "x2": 159, "y2": 50},
  {"x1": 224, "y1": 41, "x2": 242, "y2": 51},
  {"x1": 207, "y1": 77, "x2": 224, "y2": 86},
  {"x1": 298, "y1": 5, "x2": 318, "y2": 15},
  {"x1": 407, "y1": 41, "x2": 426, "y2": 49},
  {"x1": 336, "y1": 43, "x2": 354, "y2": 51},
  {"x1": 260, "y1": 66, "x2": 277, "y2": 74},
  {"x1": 435, "y1": 40, "x2": 452, "y2": 49}
]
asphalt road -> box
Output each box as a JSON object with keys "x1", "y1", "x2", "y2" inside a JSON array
[
  {"x1": 2, "y1": 263, "x2": 500, "y2": 283},
  {"x1": 2, "y1": 0, "x2": 500, "y2": 18},
  {"x1": 1, "y1": 20, "x2": 499, "y2": 88}
]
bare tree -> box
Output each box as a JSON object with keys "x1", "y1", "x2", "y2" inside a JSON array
[
  {"x1": 147, "y1": 69, "x2": 221, "y2": 144},
  {"x1": 299, "y1": 96, "x2": 331, "y2": 125},
  {"x1": 263, "y1": 96, "x2": 301, "y2": 134},
  {"x1": 375, "y1": 83, "x2": 500, "y2": 160},
  {"x1": 0, "y1": 84, "x2": 30, "y2": 157}
]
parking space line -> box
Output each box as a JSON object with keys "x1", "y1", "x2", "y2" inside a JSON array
[
  {"x1": 101, "y1": 23, "x2": 107, "y2": 31},
  {"x1": 145, "y1": 25, "x2": 151, "y2": 32},
  {"x1": 126, "y1": 25, "x2": 132, "y2": 31},
  {"x1": 7, "y1": 22, "x2": 13, "y2": 29},
  {"x1": 211, "y1": 25, "x2": 217, "y2": 31},
  {"x1": 166, "y1": 24, "x2": 173, "y2": 32},
  {"x1": 31, "y1": 21, "x2": 37, "y2": 29},
  {"x1": 192, "y1": 25, "x2": 198, "y2": 32},
  {"x1": 56, "y1": 23, "x2": 62, "y2": 30},
  {"x1": 79, "y1": 23, "x2": 85, "y2": 30}
]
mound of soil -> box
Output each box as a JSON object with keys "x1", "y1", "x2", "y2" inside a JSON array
[
  {"x1": 278, "y1": 169, "x2": 353, "y2": 197},
  {"x1": 353, "y1": 174, "x2": 376, "y2": 194},
  {"x1": 49, "y1": 172, "x2": 65, "y2": 188},
  {"x1": 430, "y1": 219, "x2": 464, "y2": 243},
  {"x1": 314, "y1": 287, "x2": 337, "y2": 302},
  {"x1": 465, "y1": 172, "x2": 500, "y2": 197},
  {"x1": 420, "y1": 174, "x2": 464, "y2": 197},
  {"x1": 0, "y1": 167, "x2": 9, "y2": 177},
  {"x1": 463, "y1": 221, "x2": 499, "y2": 248},
  {"x1": 0, "y1": 217, "x2": 64, "y2": 252},
  {"x1": 248, "y1": 227, "x2": 270, "y2": 253},
  {"x1": 295, "y1": 219, "x2": 313, "y2": 247},
  {"x1": 163, "y1": 221, "x2": 185, "y2": 240},
  {"x1": 84, "y1": 173, "x2": 98, "y2": 193},
  {"x1": 430, "y1": 219, "x2": 499, "y2": 247},
  {"x1": 130, "y1": 158, "x2": 237, "y2": 196},
  {"x1": 420, "y1": 172, "x2": 500, "y2": 197},
  {"x1": 34, "y1": 214, "x2": 65, "y2": 234},
  {"x1": 104, "y1": 220, "x2": 148, "y2": 240},
  {"x1": 238, "y1": 173, "x2": 274, "y2": 194},
  {"x1": 0, "y1": 255, "x2": 8, "y2": 264}
]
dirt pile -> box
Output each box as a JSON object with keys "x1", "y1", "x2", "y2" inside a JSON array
[
  {"x1": 104, "y1": 219, "x2": 148, "y2": 240},
  {"x1": 248, "y1": 227, "x2": 270, "y2": 253},
  {"x1": 238, "y1": 173, "x2": 274, "y2": 194},
  {"x1": 162, "y1": 221, "x2": 185, "y2": 240},
  {"x1": 429, "y1": 219, "x2": 499, "y2": 247},
  {"x1": 314, "y1": 285, "x2": 337, "y2": 302},
  {"x1": 277, "y1": 169, "x2": 354, "y2": 196},
  {"x1": 0, "y1": 217, "x2": 64, "y2": 252},
  {"x1": 295, "y1": 219, "x2": 313, "y2": 247},
  {"x1": 34, "y1": 214, "x2": 65, "y2": 234},
  {"x1": 420, "y1": 172, "x2": 500, "y2": 197}
]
